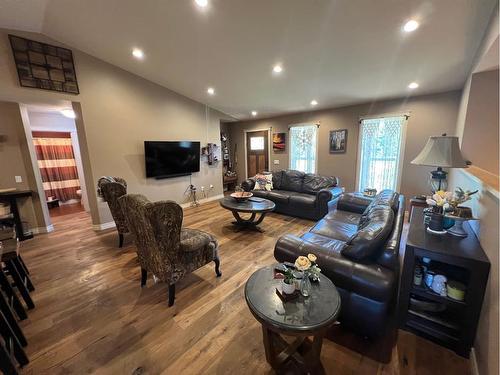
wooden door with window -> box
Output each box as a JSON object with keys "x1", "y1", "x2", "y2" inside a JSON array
[{"x1": 246, "y1": 130, "x2": 269, "y2": 177}]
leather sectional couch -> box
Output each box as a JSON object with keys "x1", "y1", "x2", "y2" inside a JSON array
[
  {"x1": 241, "y1": 170, "x2": 343, "y2": 221},
  {"x1": 274, "y1": 190, "x2": 405, "y2": 338}
]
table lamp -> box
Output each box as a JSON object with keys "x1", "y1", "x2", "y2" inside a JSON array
[{"x1": 411, "y1": 134, "x2": 468, "y2": 192}]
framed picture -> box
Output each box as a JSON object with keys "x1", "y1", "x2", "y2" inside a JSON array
[
  {"x1": 8, "y1": 34, "x2": 80, "y2": 94},
  {"x1": 273, "y1": 132, "x2": 286, "y2": 152},
  {"x1": 329, "y1": 129, "x2": 347, "y2": 153}
]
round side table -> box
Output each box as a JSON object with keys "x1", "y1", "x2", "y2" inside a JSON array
[{"x1": 245, "y1": 265, "x2": 341, "y2": 373}]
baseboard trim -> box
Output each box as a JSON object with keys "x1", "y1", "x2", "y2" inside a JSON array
[
  {"x1": 32, "y1": 224, "x2": 54, "y2": 234},
  {"x1": 470, "y1": 347, "x2": 479, "y2": 375},
  {"x1": 180, "y1": 194, "x2": 224, "y2": 209},
  {"x1": 92, "y1": 221, "x2": 116, "y2": 231},
  {"x1": 92, "y1": 194, "x2": 224, "y2": 231}
]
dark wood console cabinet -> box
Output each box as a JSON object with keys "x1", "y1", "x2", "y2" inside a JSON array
[
  {"x1": 0, "y1": 190, "x2": 34, "y2": 241},
  {"x1": 399, "y1": 207, "x2": 490, "y2": 357}
]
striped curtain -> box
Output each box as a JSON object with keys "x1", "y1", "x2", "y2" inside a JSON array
[{"x1": 32, "y1": 131, "x2": 81, "y2": 202}]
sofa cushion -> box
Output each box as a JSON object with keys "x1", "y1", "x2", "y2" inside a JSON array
[
  {"x1": 288, "y1": 192, "x2": 317, "y2": 210},
  {"x1": 281, "y1": 170, "x2": 305, "y2": 193},
  {"x1": 267, "y1": 190, "x2": 291, "y2": 204},
  {"x1": 324, "y1": 209, "x2": 362, "y2": 225},
  {"x1": 359, "y1": 190, "x2": 399, "y2": 227},
  {"x1": 303, "y1": 174, "x2": 337, "y2": 195},
  {"x1": 251, "y1": 189, "x2": 269, "y2": 199},
  {"x1": 342, "y1": 205, "x2": 394, "y2": 261},
  {"x1": 272, "y1": 170, "x2": 284, "y2": 190},
  {"x1": 301, "y1": 232, "x2": 346, "y2": 253},
  {"x1": 311, "y1": 217, "x2": 358, "y2": 242}
]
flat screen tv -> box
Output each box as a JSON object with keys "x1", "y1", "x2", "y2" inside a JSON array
[{"x1": 145, "y1": 141, "x2": 200, "y2": 179}]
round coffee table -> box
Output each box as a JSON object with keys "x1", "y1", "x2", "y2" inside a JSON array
[
  {"x1": 219, "y1": 196, "x2": 275, "y2": 232},
  {"x1": 245, "y1": 265, "x2": 341, "y2": 373}
]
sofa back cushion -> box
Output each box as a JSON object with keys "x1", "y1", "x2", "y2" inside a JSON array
[
  {"x1": 281, "y1": 170, "x2": 305, "y2": 193},
  {"x1": 302, "y1": 174, "x2": 338, "y2": 195},
  {"x1": 341, "y1": 205, "x2": 394, "y2": 261},
  {"x1": 272, "y1": 170, "x2": 285, "y2": 190},
  {"x1": 359, "y1": 190, "x2": 399, "y2": 227}
]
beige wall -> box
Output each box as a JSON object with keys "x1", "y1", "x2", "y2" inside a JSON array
[
  {"x1": 0, "y1": 28, "x2": 233, "y2": 226},
  {"x1": 448, "y1": 6, "x2": 499, "y2": 375},
  {"x1": 461, "y1": 69, "x2": 499, "y2": 174},
  {"x1": 228, "y1": 91, "x2": 461, "y2": 201},
  {"x1": 0, "y1": 101, "x2": 46, "y2": 231}
]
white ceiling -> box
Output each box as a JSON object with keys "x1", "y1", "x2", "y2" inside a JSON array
[{"x1": 1, "y1": 0, "x2": 498, "y2": 120}]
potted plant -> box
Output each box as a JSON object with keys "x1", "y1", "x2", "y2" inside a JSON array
[
  {"x1": 449, "y1": 187, "x2": 478, "y2": 216},
  {"x1": 281, "y1": 268, "x2": 296, "y2": 294},
  {"x1": 426, "y1": 190, "x2": 452, "y2": 232}
]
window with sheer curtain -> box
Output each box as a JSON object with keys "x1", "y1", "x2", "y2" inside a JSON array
[
  {"x1": 289, "y1": 124, "x2": 318, "y2": 173},
  {"x1": 357, "y1": 116, "x2": 407, "y2": 192}
]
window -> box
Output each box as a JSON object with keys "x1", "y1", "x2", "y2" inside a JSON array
[
  {"x1": 250, "y1": 136, "x2": 265, "y2": 150},
  {"x1": 289, "y1": 124, "x2": 318, "y2": 173},
  {"x1": 357, "y1": 115, "x2": 407, "y2": 192}
]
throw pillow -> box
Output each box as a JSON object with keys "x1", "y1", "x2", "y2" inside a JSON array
[{"x1": 254, "y1": 173, "x2": 273, "y2": 191}]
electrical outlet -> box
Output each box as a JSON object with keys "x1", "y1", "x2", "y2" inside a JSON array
[
  {"x1": 273, "y1": 160, "x2": 280, "y2": 165},
  {"x1": 15, "y1": 176, "x2": 22, "y2": 183}
]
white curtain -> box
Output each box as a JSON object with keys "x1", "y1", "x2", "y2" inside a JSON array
[
  {"x1": 358, "y1": 116, "x2": 406, "y2": 192},
  {"x1": 289, "y1": 124, "x2": 317, "y2": 173}
]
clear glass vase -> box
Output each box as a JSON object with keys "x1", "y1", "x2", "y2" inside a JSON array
[{"x1": 300, "y1": 272, "x2": 312, "y2": 297}]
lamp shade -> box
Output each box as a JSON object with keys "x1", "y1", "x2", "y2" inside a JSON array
[{"x1": 411, "y1": 136, "x2": 468, "y2": 168}]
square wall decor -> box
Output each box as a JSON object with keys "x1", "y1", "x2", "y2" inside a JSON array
[
  {"x1": 9, "y1": 34, "x2": 80, "y2": 94},
  {"x1": 329, "y1": 129, "x2": 347, "y2": 153}
]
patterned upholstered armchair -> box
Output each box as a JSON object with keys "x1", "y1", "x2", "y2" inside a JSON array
[
  {"x1": 98, "y1": 177, "x2": 129, "y2": 247},
  {"x1": 118, "y1": 194, "x2": 221, "y2": 306}
]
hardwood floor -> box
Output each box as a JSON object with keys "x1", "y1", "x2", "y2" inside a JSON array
[
  {"x1": 48, "y1": 202, "x2": 85, "y2": 218},
  {"x1": 17, "y1": 201, "x2": 470, "y2": 374}
]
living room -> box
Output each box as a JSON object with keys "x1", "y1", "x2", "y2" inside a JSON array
[{"x1": 0, "y1": 1, "x2": 498, "y2": 374}]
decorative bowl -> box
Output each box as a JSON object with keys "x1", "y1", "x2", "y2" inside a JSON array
[{"x1": 230, "y1": 191, "x2": 253, "y2": 202}]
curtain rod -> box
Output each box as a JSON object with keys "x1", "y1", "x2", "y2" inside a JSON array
[
  {"x1": 359, "y1": 112, "x2": 410, "y2": 123},
  {"x1": 288, "y1": 122, "x2": 320, "y2": 129}
]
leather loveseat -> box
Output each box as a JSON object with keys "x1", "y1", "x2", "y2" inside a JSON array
[
  {"x1": 274, "y1": 190, "x2": 405, "y2": 338},
  {"x1": 241, "y1": 170, "x2": 343, "y2": 221}
]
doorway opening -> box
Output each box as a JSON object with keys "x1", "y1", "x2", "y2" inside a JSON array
[
  {"x1": 244, "y1": 129, "x2": 270, "y2": 179},
  {"x1": 26, "y1": 106, "x2": 89, "y2": 220}
]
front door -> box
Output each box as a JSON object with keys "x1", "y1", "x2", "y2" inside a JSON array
[{"x1": 246, "y1": 130, "x2": 269, "y2": 178}]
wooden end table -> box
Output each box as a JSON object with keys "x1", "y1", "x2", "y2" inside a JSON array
[{"x1": 245, "y1": 265, "x2": 341, "y2": 374}]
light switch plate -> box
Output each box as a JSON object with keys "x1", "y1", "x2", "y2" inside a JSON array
[
  {"x1": 15, "y1": 175, "x2": 22, "y2": 183},
  {"x1": 273, "y1": 160, "x2": 280, "y2": 165}
]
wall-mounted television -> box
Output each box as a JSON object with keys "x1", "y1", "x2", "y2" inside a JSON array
[{"x1": 145, "y1": 141, "x2": 200, "y2": 179}]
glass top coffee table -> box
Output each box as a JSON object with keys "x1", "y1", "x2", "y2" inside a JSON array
[
  {"x1": 219, "y1": 196, "x2": 275, "y2": 232},
  {"x1": 245, "y1": 265, "x2": 341, "y2": 373}
]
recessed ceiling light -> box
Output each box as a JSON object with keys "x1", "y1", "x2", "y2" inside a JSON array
[
  {"x1": 311, "y1": 100, "x2": 318, "y2": 106},
  {"x1": 60, "y1": 109, "x2": 76, "y2": 119},
  {"x1": 207, "y1": 87, "x2": 215, "y2": 95},
  {"x1": 408, "y1": 82, "x2": 419, "y2": 89},
  {"x1": 132, "y1": 48, "x2": 144, "y2": 59},
  {"x1": 251, "y1": 111, "x2": 258, "y2": 117},
  {"x1": 272, "y1": 64, "x2": 283, "y2": 74},
  {"x1": 195, "y1": 0, "x2": 208, "y2": 7},
  {"x1": 403, "y1": 20, "x2": 419, "y2": 32}
]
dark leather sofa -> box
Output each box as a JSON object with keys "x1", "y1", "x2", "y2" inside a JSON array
[
  {"x1": 241, "y1": 170, "x2": 343, "y2": 221},
  {"x1": 274, "y1": 190, "x2": 405, "y2": 338}
]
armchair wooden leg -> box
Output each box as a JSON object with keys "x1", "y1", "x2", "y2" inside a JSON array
[
  {"x1": 118, "y1": 233, "x2": 124, "y2": 248},
  {"x1": 168, "y1": 284, "x2": 176, "y2": 307},
  {"x1": 214, "y1": 256, "x2": 222, "y2": 277},
  {"x1": 140, "y1": 269, "x2": 147, "y2": 287}
]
